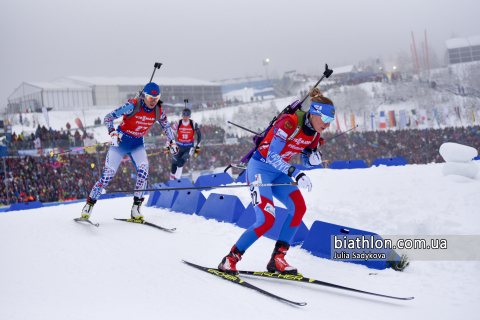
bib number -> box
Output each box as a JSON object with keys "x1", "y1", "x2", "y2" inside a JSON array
[{"x1": 250, "y1": 183, "x2": 261, "y2": 207}]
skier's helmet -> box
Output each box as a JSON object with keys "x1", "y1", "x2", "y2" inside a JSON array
[{"x1": 143, "y1": 82, "x2": 161, "y2": 99}]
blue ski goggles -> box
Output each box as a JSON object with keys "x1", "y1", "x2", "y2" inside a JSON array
[
  {"x1": 310, "y1": 101, "x2": 335, "y2": 123},
  {"x1": 182, "y1": 110, "x2": 191, "y2": 117}
]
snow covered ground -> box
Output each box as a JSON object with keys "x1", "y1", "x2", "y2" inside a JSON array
[{"x1": 1, "y1": 162, "x2": 479, "y2": 320}]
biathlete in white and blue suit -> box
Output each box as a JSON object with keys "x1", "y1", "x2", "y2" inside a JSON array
[
  {"x1": 77, "y1": 83, "x2": 178, "y2": 221},
  {"x1": 218, "y1": 88, "x2": 336, "y2": 275}
]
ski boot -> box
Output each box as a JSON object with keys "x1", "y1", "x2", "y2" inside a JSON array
[
  {"x1": 131, "y1": 196, "x2": 144, "y2": 220},
  {"x1": 218, "y1": 246, "x2": 244, "y2": 275},
  {"x1": 266, "y1": 241, "x2": 298, "y2": 275},
  {"x1": 78, "y1": 197, "x2": 96, "y2": 220}
]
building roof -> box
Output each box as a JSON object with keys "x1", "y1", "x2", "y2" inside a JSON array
[
  {"x1": 27, "y1": 82, "x2": 92, "y2": 91},
  {"x1": 446, "y1": 38, "x2": 471, "y2": 49},
  {"x1": 446, "y1": 35, "x2": 480, "y2": 49},
  {"x1": 331, "y1": 65, "x2": 358, "y2": 75},
  {"x1": 467, "y1": 35, "x2": 480, "y2": 46},
  {"x1": 59, "y1": 76, "x2": 221, "y2": 87}
]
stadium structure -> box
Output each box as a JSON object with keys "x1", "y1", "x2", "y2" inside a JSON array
[{"x1": 7, "y1": 76, "x2": 222, "y2": 113}]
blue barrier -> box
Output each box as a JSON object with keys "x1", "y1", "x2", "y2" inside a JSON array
[
  {"x1": 166, "y1": 178, "x2": 194, "y2": 188},
  {"x1": 197, "y1": 194, "x2": 244, "y2": 223},
  {"x1": 154, "y1": 190, "x2": 179, "y2": 209},
  {"x1": 329, "y1": 160, "x2": 368, "y2": 170},
  {"x1": 301, "y1": 221, "x2": 399, "y2": 270},
  {"x1": 194, "y1": 173, "x2": 234, "y2": 190},
  {"x1": 171, "y1": 190, "x2": 206, "y2": 215},
  {"x1": 236, "y1": 171, "x2": 247, "y2": 183},
  {"x1": 7, "y1": 201, "x2": 44, "y2": 211},
  {"x1": 474, "y1": 156, "x2": 480, "y2": 161},
  {"x1": 371, "y1": 157, "x2": 408, "y2": 167},
  {"x1": 99, "y1": 193, "x2": 127, "y2": 200},
  {"x1": 43, "y1": 199, "x2": 85, "y2": 207},
  {"x1": 145, "y1": 183, "x2": 166, "y2": 207},
  {"x1": 236, "y1": 203, "x2": 308, "y2": 246}
]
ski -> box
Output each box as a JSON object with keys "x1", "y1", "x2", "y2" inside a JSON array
[
  {"x1": 114, "y1": 218, "x2": 176, "y2": 232},
  {"x1": 73, "y1": 217, "x2": 99, "y2": 227},
  {"x1": 182, "y1": 260, "x2": 306, "y2": 306},
  {"x1": 238, "y1": 271, "x2": 414, "y2": 301}
]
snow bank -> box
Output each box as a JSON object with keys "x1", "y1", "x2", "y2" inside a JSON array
[
  {"x1": 439, "y1": 142, "x2": 478, "y2": 163},
  {"x1": 439, "y1": 142, "x2": 479, "y2": 179}
]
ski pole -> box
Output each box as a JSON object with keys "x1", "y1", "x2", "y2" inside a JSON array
[
  {"x1": 50, "y1": 142, "x2": 110, "y2": 157},
  {"x1": 227, "y1": 121, "x2": 260, "y2": 135},
  {"x1": 108, "y1": 182, "x2": 298, "y2": 193},
  {"x1": 324, "y1": 125, "x2": 358, "y2": 141}
]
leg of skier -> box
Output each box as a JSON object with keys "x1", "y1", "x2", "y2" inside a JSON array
[
  {"x1": 176, "y1": 147, "x2": 190, "y2": 179},
  {"x1": 267, "y1": 176, "x2": 306, "y2": 275},
  {"x1": 170, "y1": 147, "x2": 187, "y2": 180},
  {"x1": 218, "y1": 160, "x2": 279, "y2": 274},
  {"x1": 79, "y1": 145, "x2": 126, "y2": 219},
  {"x1": 129, "y1": 144, "x2": 149, "y2": 220}
]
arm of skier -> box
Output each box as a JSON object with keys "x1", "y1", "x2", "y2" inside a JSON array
[
  {"x1": 157, "y1": 109, "x2": 175, "y2": 142},
  {"x1": 301, "y1": 134, "x2": 322, "y2": 168},
  {"x1": 265, "y1": 117, "x2": 301, "y2": 177},
  {"x1": 104, "y1": 101, "x2": 135, "y2": 133},
  {"x1": 194, "y1": 121, "x2": 202, "y2": 146}
]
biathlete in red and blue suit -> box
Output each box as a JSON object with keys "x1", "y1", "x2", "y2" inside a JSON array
[
  {"x1": 77, "y1": 83, "x2": 178, "y2": 222},
  {"x1": 169, "y1": 108, "x2": 202, "y2": 180},
  {"x1": 218, "y1": 88, "x2": 335, "y2": 275}
]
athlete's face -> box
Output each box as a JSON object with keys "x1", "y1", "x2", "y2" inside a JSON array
[
  {"x1": 182, "y1": 115, "x2": 190, "y2": 122},
  {"x1": 142, "y1": 96, "x2": 157, "y2": 109},
  {"x1": 310, "y1": 114, "x2": 331, "y2": 132}
]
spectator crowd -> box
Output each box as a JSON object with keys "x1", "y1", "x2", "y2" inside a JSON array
[
  {"x1": 3, "y1": 125, "x2": 94, "y2": 152},
  {"x1": 1, "y1": 125, "x2": 479, "y2": 206}
]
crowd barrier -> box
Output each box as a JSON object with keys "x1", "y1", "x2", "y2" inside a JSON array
[
  {"x1": 145, "y1": 183, "x2": 166, "y2": 207},
  {"x1": 167, "y1": 178, "x2": 194, "y2": 188},
  {"x1": 171, "y1": 190, "x2": 206, "y2": 215},
  {"x1": 329, "y1": 159, "x2": 368, "y2": 169},
  {"x1": 197, "y1": 194, "x2": 244, "y2": 223},
  {"x1": 194, "y1": 173, "x2": 234, "y2": 190},
  {"x1": 98, "y1": 193, "x2": 126, "y2": 200},
  {"x1": 371, "y1": 157, "x2": 408, "y2": 167},
  {"x1": 7, "y1": 201, "x2": 44, "y2": 211},
  {"x1": 301, "y1": 221, "x2": 400, "y2": 270},
  {"x1": 155, "y1": 190, "x2": 179, "y2": 209}
]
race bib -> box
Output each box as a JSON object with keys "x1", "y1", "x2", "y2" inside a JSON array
[{"x1": 250, "y1": 181, "x2": 261, "y2": 207}]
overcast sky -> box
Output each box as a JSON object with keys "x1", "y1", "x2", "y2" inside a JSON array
[{"x1": 1, "y1": 0, "x2": 479, "y2": 110}]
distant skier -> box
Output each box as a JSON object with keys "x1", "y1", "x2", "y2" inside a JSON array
[
  {"x1": 77, "y1": 83, "x2": 178, "y2": 222},
  {"x1": 168, "y1": 108, "x2": 202, "y2": 180},
  {"x1": 218, "y1": 88, "x2": 335, "y2": 275}
]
